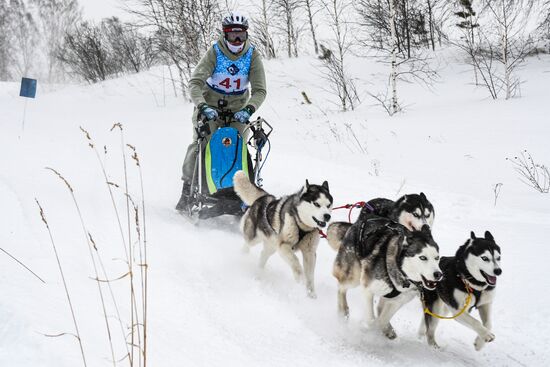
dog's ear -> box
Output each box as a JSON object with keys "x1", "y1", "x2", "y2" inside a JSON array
[
  {"x1": 322, "y1": 181, "x2": 329, "y2": 191},
  {"x1": 484, "y1": 231, "x2": 494, "y2": 241},
  {"x1": 305, "y1": 179, "x2": 310, "y2": 189},
  {"x1": 456, "y1": 241, "x2": 468, "y2": 258},
  {"x1": 420, "y1": 192, "x2": 426, "y2": 200},
  {"x1": 470, "y1": 231, "x2": 476, "y2": 240}
]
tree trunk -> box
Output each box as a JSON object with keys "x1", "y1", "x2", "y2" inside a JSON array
[
  {"x1": 501, "y1": 1, "x2": 511, "y2": 99},
  {"x1": 287, "y1": 13, "x2": 292, "y2": 58},
  {"x1": 427, "y1": 0, "x2": 435, "y2": 51},
  {"x1": 389, "y1": 0, "x2": 399, "y2": 115},
  {"x1": 305, "y1": 0, "x2": 319, "y2": 54},
  {"x1": 402, "y1": 0, "x2": 411, "y2": 58}
]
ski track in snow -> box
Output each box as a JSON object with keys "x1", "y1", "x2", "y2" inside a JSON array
[{"x1": 1, "y1": 54, "x2": 550, "y2": 366}]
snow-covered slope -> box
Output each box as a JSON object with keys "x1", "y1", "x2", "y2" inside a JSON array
[{"x1": 1, "y1": 53, "x2": 549, "y2": 366}]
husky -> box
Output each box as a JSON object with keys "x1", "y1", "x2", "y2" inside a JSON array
[
  {"x1": 233, "y1": 170, "x2": 333, "y2": 298},
  {"x1": 419, "y1": 231, "x2": 502, "y2": 351},
  {"x1": 358, "y1": 192, "x2": 435, "y2": 230},
  {"x1": 327, "y1": 192, "x2": 434, "y2": 252},
  {"x1": 331, "y1": 221, "x2": 442, "y2": 339}
]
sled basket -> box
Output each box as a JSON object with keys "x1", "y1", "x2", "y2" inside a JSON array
[{"x1": 204, "y1": 127, "x2": 252, "y2": 195}]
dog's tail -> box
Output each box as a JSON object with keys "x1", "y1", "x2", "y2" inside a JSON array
[
  {"x1": 233, "y1": 170, "x2": 268, "y2": 205},
  {"x1": 327, "y1": 222, "x2": 352, "y2": 251}
]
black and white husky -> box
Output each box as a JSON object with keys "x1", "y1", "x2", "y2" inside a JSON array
[
  {"x1": 233, "y1": 171, "x2": 333, "y2": 298},
  {"x1": 327, "y1": 192, "x2": 435, "y2": 252},
  {"x1": 330, "y1": 220, "x2": 442, "y2": 339},
  {"x1": 419, "y1": 231, "x2": 502, "y2": 350},
  {"x1": 358, "y1": 193, "x2": 435, "y2": 230}
]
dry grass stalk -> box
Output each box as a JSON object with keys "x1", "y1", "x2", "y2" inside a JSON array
[
  {"x1": 35, "y1": 199, "x2": 88, "y2": 367},
  {"x1": 0, "y1": 247, "x2": 46, "y2": 283},
  {"x1": 46, "y1": 168, "x2": 117, "y2": 367},
  {"x1": 80, "y1": 126, "x2": 129, "y2": 260},
  {"x1": 127, "y1": 143, "x2": 148, "y2": 367},
  {"x1": 80, "y1": 124, "x2": 149, "y2": 366},
  {"x1": 111, "y1": 123, "x2": 140, "y2": 367},
  {"x1": 80, "y1": 124, "x2": 134, "y2": 366}
]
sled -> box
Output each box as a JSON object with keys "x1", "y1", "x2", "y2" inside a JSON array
[{"x1": 182, "y1": 98, "x2": 272, "y2": 222}]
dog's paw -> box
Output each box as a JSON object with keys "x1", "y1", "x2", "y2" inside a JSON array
[
  {"x1": 428, "y1": 338, "x2": 440, "y2": 349},
  {"x1": 474, "y1": 331, "x2": 495, "y2": 350},
  {"x1": 483, "y1": 331, "x2": 495, "y2": 343},
  {"x1": 338, "y1": 309, "x2": 350, "y2": 321},
  {"x1": 383, "y1": 325, "x2": 397, "y2": 340},
  {"x1": 474, "y1": 336, "x2": 485, "y2": 351},
  {"x1": 307, "y1": 289, "x2": 317, "y2": 299}
]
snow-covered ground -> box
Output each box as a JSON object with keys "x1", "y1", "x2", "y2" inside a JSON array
[{"x1": 1, "y1": 52, "x2": 549, "y2": 366}]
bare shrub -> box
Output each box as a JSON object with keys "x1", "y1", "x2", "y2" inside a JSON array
[
  {"x1": 58, "y1": 18, "x2": 157, "y2": 83},
  {"x1": 507, "y1": 150, "x2": 549, "y2": 193},
  {"x1": 126, "y1": 0, "x2": 221, "y2": 98},
  {"x1": 318, "y1": 0, "x2": 359, "y2": 111}
]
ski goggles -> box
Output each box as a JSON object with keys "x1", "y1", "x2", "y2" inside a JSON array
[{"x1": 224, "y1": 29, "x2": 248, "y2": 43}]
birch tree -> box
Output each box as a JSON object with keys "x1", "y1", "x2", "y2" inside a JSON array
[
  {"x1": 389, "y1": 0, "x2": 399, "y2": 114},
  {"x1": 356, "y1": 0, "x2": 440, "y2": 115},
  {"x1": 302, "y1": 0, "x2": 321, "y2": 54},
  {"x1": 486, "y1": 0, "x2": 534, "y2": 99},
  {"x1": 274, "y1": 0, "x2": 301, "y2": 57},
  {"x1": 251, "y1": 0, "x2": 277, "y2": 58},
  {"x1": 456, "y1": 0, "x2": 535, "y2": 99}
]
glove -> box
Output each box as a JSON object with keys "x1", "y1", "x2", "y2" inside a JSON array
[
  {"x1": 198, "y1": 103, "x2": 218, "y2": 121},
  {"x1": 254, "y1": 130, "x2": 267, "y2": 150},
  {"x1": 234, "y1": 105, "x2": 255, "y2": 124}
]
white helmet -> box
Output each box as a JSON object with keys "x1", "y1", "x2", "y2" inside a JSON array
[{"x1": 222, "y1": 11, "x2": 249, "y2": 30}]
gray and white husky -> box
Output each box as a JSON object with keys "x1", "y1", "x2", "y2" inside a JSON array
[
  {"x1": 327, "y1": 192, "x2": 435, "y2": 252},
  {"x1": 233, "y1": 171, "x2": 333, "y2": 298},
  {"x1": 419, "y1": 231, "x2": 502, "y2": 350},
  {"x1": 330, "y1": 221, "x2": 442, "y2": 339}
]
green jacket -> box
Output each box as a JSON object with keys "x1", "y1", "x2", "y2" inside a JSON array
[{"x1": 189, "y1": 35, "x2": 267, "y2": 114}]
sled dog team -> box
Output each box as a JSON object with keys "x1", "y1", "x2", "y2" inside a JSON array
[{"x1": 233, "y1": 171, "x2": 502, "y2": 351}]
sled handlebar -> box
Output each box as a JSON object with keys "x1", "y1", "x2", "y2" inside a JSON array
[{"x1": 247, "y1": 117, "x2": 273, "y2": 150}]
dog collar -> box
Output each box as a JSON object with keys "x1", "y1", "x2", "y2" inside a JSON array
[{"x1": 460, "y1": 275, "x2": 487, "y2": 291}]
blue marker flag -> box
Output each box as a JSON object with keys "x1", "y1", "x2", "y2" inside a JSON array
[{"x1": 20, "y1": 78, "x2": 37, "y2": 98}]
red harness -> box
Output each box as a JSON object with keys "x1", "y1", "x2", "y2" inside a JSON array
[{"x1": 318, "y1": 201, "x2": 370, "y2": 238}]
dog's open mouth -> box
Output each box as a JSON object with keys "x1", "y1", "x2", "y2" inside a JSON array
[
  {"x1": 421, "y1": 275, "x2": 438, "y2": 290},
  {"x1": 481, "y1": 270, "x2": 497, "y2": 285},
  {"x1": 312, "y1": 217, "x2": 327, "y2": 228}
]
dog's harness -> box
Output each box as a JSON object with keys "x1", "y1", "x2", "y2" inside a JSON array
[
  {"x1": 384, "y1": 288, "x2": 401, "y2": 299},
  {"x1": 419, "y1": 277, "x2": 473, "y2": 320}
]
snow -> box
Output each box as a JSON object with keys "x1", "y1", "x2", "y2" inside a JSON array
[
  {"x1": 1, "y1": 52, "x2": 550, "y2": 366},
  {"x1": 79, "y1": 0, "x2": 128, "y2": 21}
]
